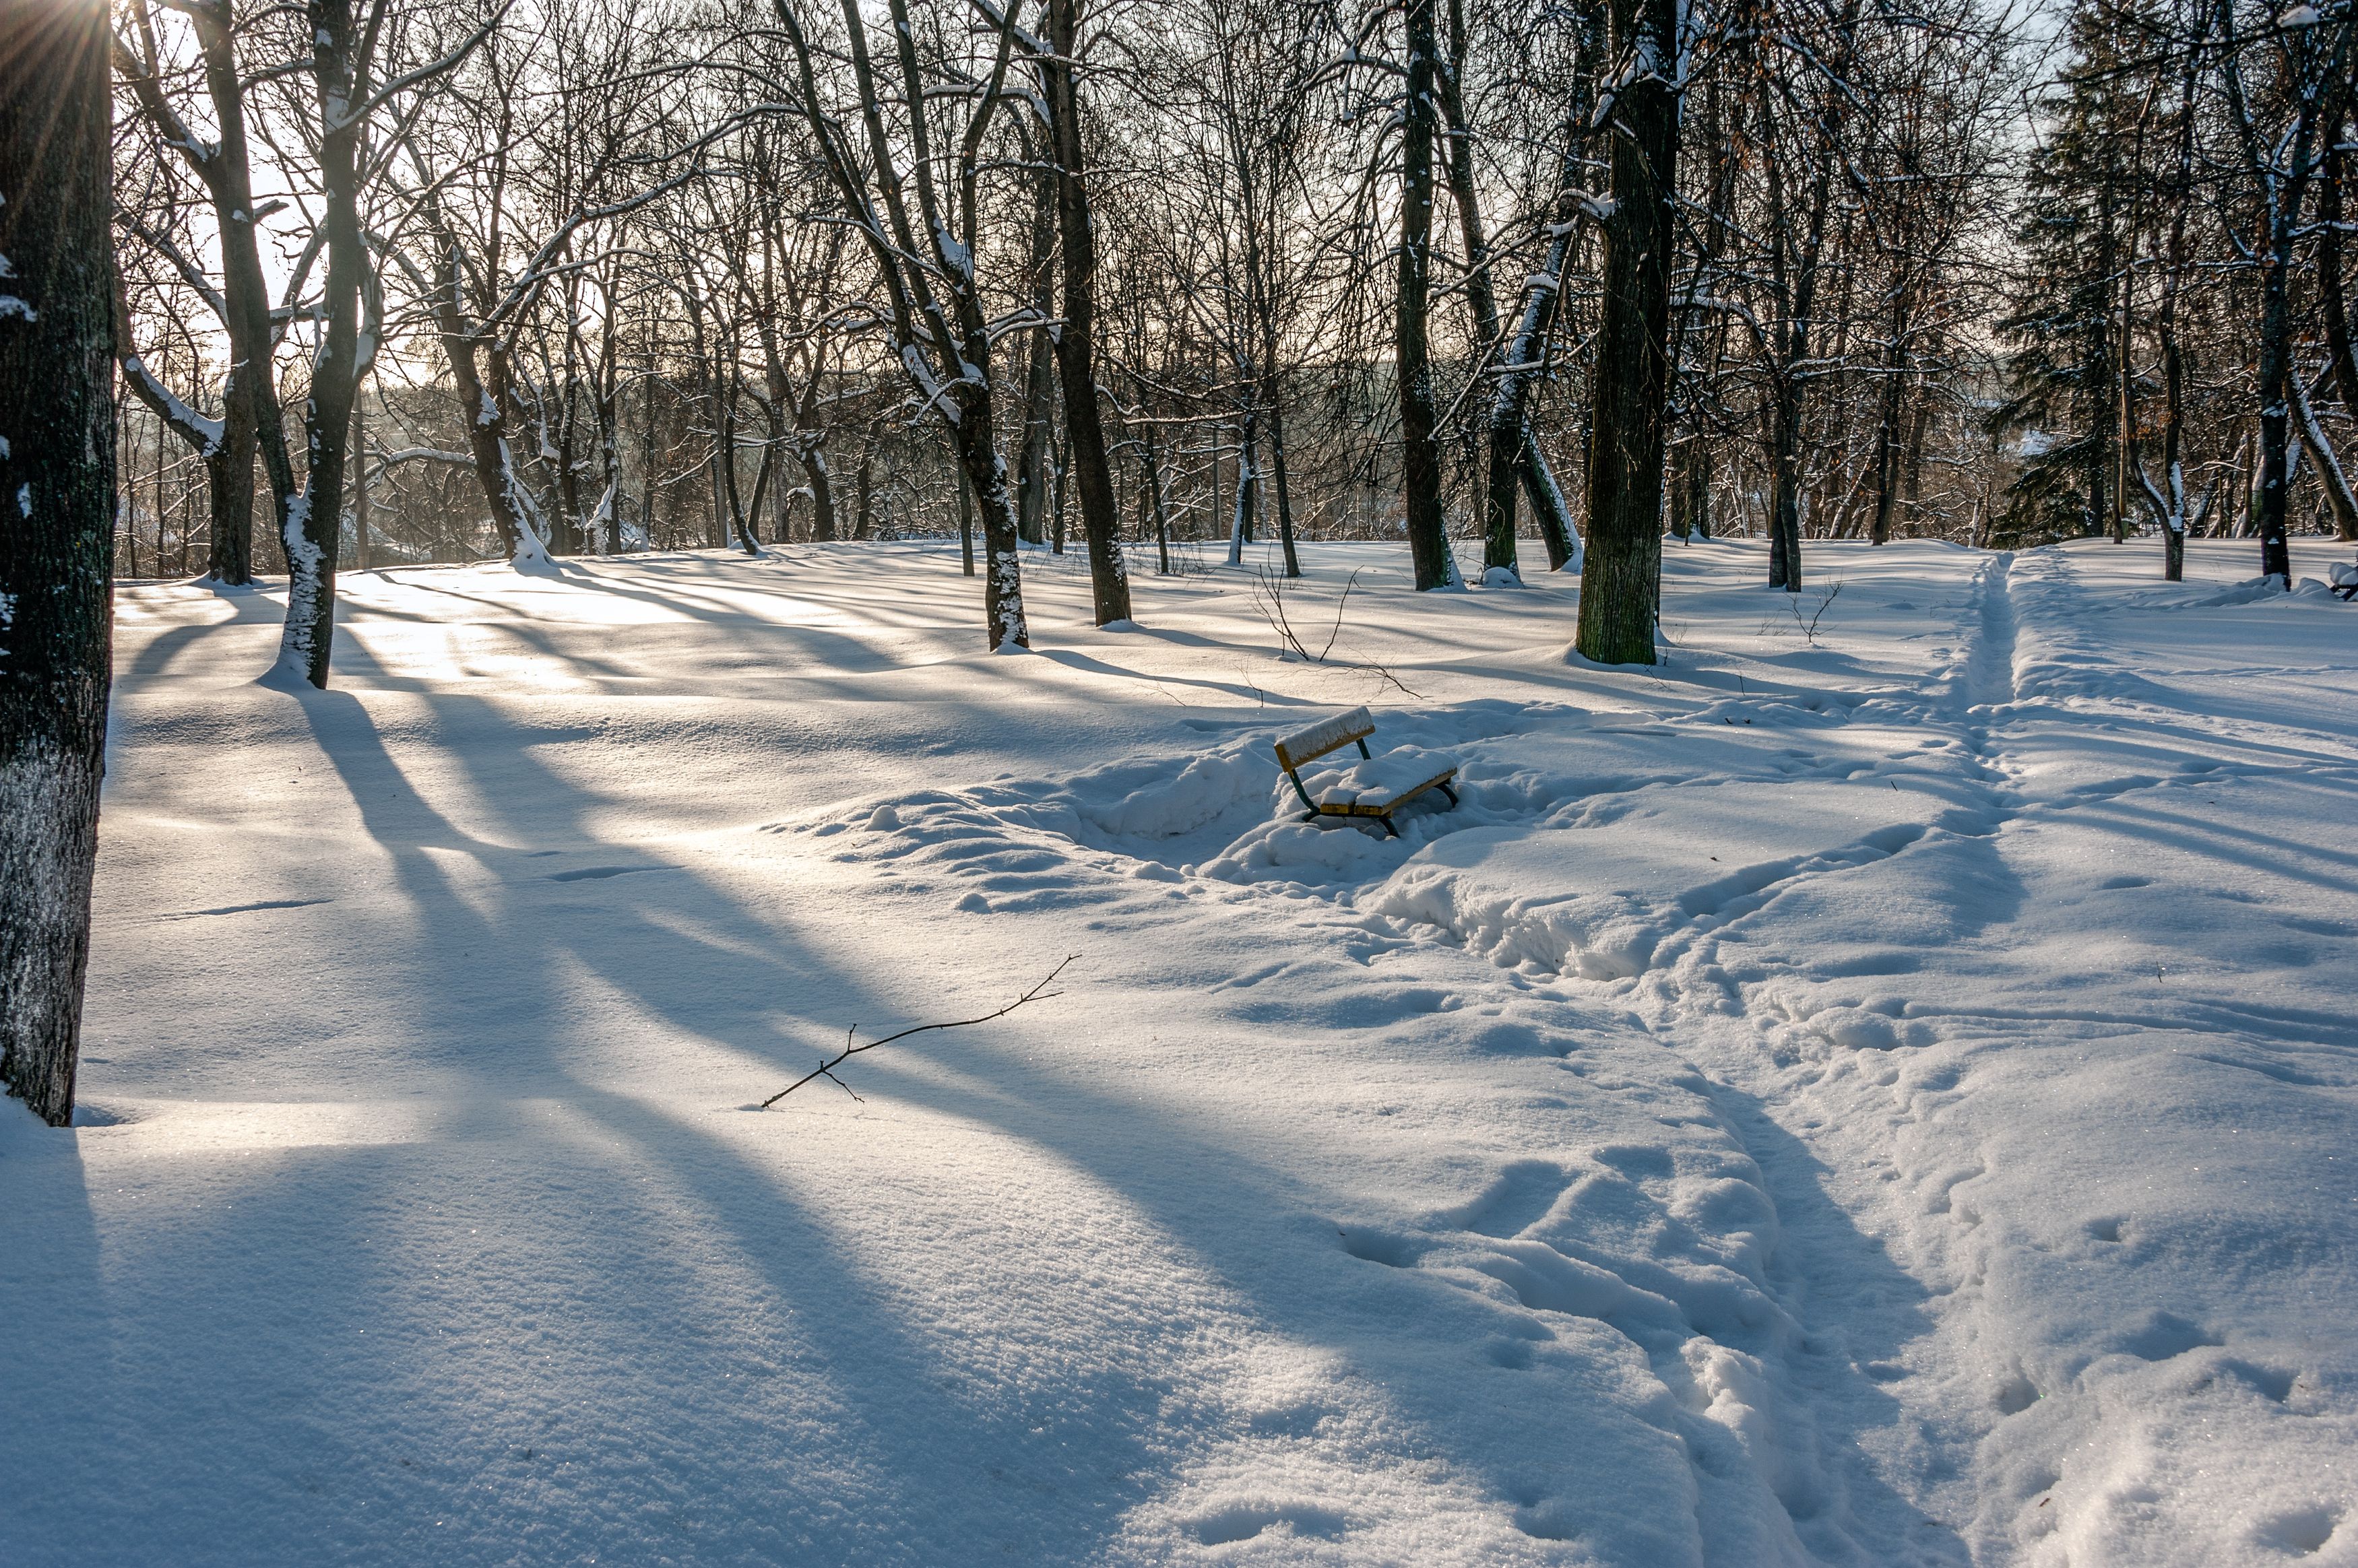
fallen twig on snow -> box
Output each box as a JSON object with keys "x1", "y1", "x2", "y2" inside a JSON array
[{"x1": 757, "y1": 956, "x2": 1077, "y2": 1109}]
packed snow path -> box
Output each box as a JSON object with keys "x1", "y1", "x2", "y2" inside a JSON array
[{"x1": 5, "y1": 538, "x2": 2355, "y2": 1566}]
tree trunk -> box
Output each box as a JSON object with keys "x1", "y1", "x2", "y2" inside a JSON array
[
  {"x1": 2294, "y1": 371, "x2": 2358, "y2": 541},
  {"x1": 351, "y1": 393, "x2": 371, "y2": 570},
  {"x1": 1870, "y1": 290, "x2": 1907, "y2": 545},
  {"x1": 0, "y1": 0, "x2": 114, "y2": 1126},
  {"x1": 1139, "y1": 419, "x2": 1174, "y2": 575},
  {"x1": 2256, "y1": 226, "x2": 2297, "y2": 583},
  {"x1": 1519, "y1": 436, "x2": 1580, "y2": 568},
  {"x1": 1434, "y1": 11, "x2": 1515, "y2": 580},
  {"x1": 1671, "y1": 436, "x2": 1712, "y2": 540},
  {"x1": 1016, "y1": 346, "x2": 1051, "y2": 545},
  {"x1": 1397, "y1": 0, "x2": 1459, "y2": 590},
  {"x1": 2322, "y1": 125, "x2": 2357, "y2": 415},
  {"x1": 596, "y1": 264, "x2": 623, "y2": 554},
  {"x1": 116, "y1": 0, "x2": 293, "y2": 586},
  {"x1": 1765, "y1": 151, "x2": 1830, "y2": 590},
  {"x1": 950, "y1": 423, "x2": 1028, "y2": 649},
  {"x1": 1574, "y1": 0, "x2": 1678, "y2": 663},
  {"x1": 1050, "y1": 422, "x2": 1067, "y2": 554},
  {"x1": 1040, "y1": 0, "x2": 1134, "y2": 623},
  {"x1": 855, "y1": 424, "x2": 875, "y2": 542},
  {"x1": 1227, "y1": 407, "x2": 1260, "y2": 565},
  {"x1": 1015, "y1": 155, "x2": 1056, "y2": 548},
  {"x1": 274, "y1": 0, "x2": 370, "y2": 687},
  {"x1": 957, "y1": 457, "x2": 975, "y2": 575},
  {"x1": 423, "y1": 216, "x2": 542, "y2": 566}
]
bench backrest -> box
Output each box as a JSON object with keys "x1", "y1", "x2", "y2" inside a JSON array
[{"x1": 1274, "y1": 707, "x2": 1375, "y2": 771}]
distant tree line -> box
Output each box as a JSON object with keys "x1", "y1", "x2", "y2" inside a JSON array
[{"x1": 96, "y1": 0, "x2": 2358, "y2": 668}]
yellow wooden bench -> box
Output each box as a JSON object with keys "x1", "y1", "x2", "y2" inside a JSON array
[{"x1": 1273, "y1": 707, "x2": 1460, "y2": 837}]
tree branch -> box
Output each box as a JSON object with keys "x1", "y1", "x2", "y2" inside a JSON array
[{"x1": 757, "y1": 955, "x2": 1077, "y2": 1109}]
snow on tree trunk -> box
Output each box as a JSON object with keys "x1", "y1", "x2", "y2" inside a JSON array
[
  {"x1": 1574, "y1": 0, "x2": 1680, "y2": 663},
  {"x1": 0, "y1": 0, "x2": 115, "y2": 1125},
  {"x1": 272, "y1": 0, "x2": 371, "y2": 687}
]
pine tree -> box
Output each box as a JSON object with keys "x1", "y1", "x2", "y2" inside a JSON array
[{"x1": 1990, "y1": 1, "x2": 2134, "y2": 547}]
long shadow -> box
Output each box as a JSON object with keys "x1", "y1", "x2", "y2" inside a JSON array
[
  {"x1": 1671, "y1": 1079, "x2": 1973, "y2": 1563},
  {"x1": 0, "y1": 1115, "x2": 115, "y2": 1560},
  {"x1": 261, "y1": 684, "x2": 1298, "y2": 1561},
  {"x1": 1033, "y1": 647, "x2": 1319, "y2": 706},
  {"x1": 121, "y1": 588, "x2": 285, "y2": 680}
]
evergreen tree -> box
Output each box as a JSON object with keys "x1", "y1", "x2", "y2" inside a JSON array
[{"x1": 1990, "y1": 1, "x2": 2135, "y2": 547}]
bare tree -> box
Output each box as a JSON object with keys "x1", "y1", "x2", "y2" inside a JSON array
[{"x1": 771, "y1": 0, "x2": 1033, "y2": 648}]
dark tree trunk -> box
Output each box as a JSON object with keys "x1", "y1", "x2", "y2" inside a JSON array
[
  {"x1": 719, "y1": 364, "x2": 759, "y2": 554},
  {"x1": 772, "y1": 0, "x2": 1029, "y2": 647},
  {"x1": 274, "y1": 0, "x2": 370, "y2": 686},
  {"x1": 351, "y1": 395, "x2": 371, "y2": 570},
  {"x1": 1765, "y1": 146, "x2": 1832, "y2": 591},
  {"x1": 2323, "y1": 126, "x2": 2358, "y2": 416},
  {"x1": 797, "y1": 377, "x2": 838, "y2": 542},
  {"x1": 1397, "y1": 0, "x2": 1457, "y2": 590},
  {"x1": 1671, "y1": 436, "x2": 1712, "y2": 540},
  {"x1": 1139, "y1": 418, "x2": 1174, "y2": 575},
  {"x1": 1050, "y1": 424, "x2": 1067, "y2": 553},
  {"x1": 1434, "y1": 7, "x2": 1514, "y2": 580},
  {"x1": 1870, "y1": 290, "x2": 1907, "y2": 545},
  {"x1": 1016, "y1": 348, "x2": 1051, "y2": 545},
  {"x1": 206, "y1": 429, "x2": 255, "y2": 583},
  {"x1": 1226, "y1": 407, "x2": 1260, "y2": 564},
  {"x1": 2256, "y1": 220, "x2": 2297, "y2": 583},
  {"x1": 1015, "y1": 154, "x2": 1056, "y2": 548},
  {"x1": 1265, "y1": 383, "x2": 1302, "y2": 578},
  {"x1": 855, "y1": 432, "x2": 874, "y2": 542},
  {"x1": 957, "y1": 457, "x2": 975, "y2": 576},
  {"x1": 763, "y1": 391, "x2": 791, "y2": 546},
  {"x1": 197, "y1": 10, "x2": 296, "y2": 585},
  {"x1": 2089, "y1": 170, "x2": 2117, "y2": 544},
  {"x1": 596, "y1": 265, "x2": 623, "y2": 554},
  {"x1": 1, "y1": 0, "x2": 115, "y2": 1125},
  {"x1": 1040, "y1": 0, "x2": 1134, "y2": 624},
  {"x1": 1574, "y1": 0, "x2": 1679, "y2": 663}
]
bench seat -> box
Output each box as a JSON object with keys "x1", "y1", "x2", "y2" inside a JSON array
[{"x1": 1297, "y1": 746, "x2": 1461, "y2": 816}]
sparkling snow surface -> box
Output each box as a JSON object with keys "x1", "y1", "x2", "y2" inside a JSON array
[{"x1": 6, "y1": 537, "x2": 2357, "y2": 1567}]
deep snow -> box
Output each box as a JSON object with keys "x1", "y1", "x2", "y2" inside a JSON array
[{"x1": 4, "y1": 535, "x2": 2356, "y2": 1567}]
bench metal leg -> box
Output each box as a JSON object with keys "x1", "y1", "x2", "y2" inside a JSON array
[{"x1": 1438, "y1": 781, "x2": 1459, "y2": 808}]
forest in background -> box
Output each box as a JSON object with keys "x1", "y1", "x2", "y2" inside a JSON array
[{"x1": 108, "y1": 0, "x2": 2357, "y2": 610}]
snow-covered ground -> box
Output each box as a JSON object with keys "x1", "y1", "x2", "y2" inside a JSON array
[{"x1": 6, "y1": 535, "x2": 2357, "y2": 1567}]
